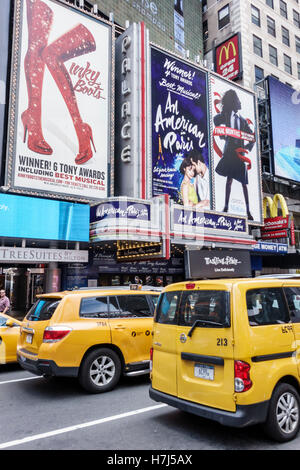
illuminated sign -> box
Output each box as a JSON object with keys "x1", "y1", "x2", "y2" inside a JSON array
[
  {"x1": 263, "y1": 194, "x2": 289, "y2": 218},
  {"x1": 215, "y1": 34, "x2": 242, "y2": 81},
  {"x1": 261, "y1": 194, "x2": 289, "y2": 240},
  {"x1": 117, "y1": 241, "x2": 163, "y2": 260}
]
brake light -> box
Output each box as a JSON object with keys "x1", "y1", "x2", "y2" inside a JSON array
[
  {"x1": 150, "y1": 347, "x2": 153, "y2": 372},
  {"x1": 234, "y1": 360, "x2": 252, "y2": 392},
  {"x1": 43, "y1": 326, "x2": 72, "y2": 343},
  {"x1": 186, "y1": 283, "x2": 196, "y2": 290}
]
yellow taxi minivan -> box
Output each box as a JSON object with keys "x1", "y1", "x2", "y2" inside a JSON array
[
  {"x1": 17, "y1": 286, "x2": 160, "y2": 393},
  {"x1": 0, "y1": 313, "x2": 22, "y2": 364},
  {"x1": 150, "y1": 276, "x2": 300, "y2": 442}
]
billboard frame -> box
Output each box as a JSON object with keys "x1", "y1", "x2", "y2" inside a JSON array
[
  {"x1": 208, "y1": 70, "x2": 264, "y2": 226},
  {"x1": 5, "y1": 0, "x2": 115, "y2": 203},
  {"x1": 149, "y1": 42, "x2": 212, "y2": 209}
]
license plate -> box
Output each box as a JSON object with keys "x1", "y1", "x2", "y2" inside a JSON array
[
  {"x1": 26, "y1": 334, "x2": 33, "y2": 344},
  {"x1": 194, "y1": 363, "x2": 214, "y2": 381}
]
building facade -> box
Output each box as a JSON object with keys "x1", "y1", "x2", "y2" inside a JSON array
[{"x1": 203, "y1": 0, "x2": 300, "y2": 89}]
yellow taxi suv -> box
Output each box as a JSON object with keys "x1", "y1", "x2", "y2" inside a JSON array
[
  {"x1": 17, "y1": 286, "x2": 159, "y2": 393},
  {"x1": 150, "y1": 277, "x2": 300, "y2": 442},
  {"x1": 0, "y1": 313, "x2": 21, "y2": 364}
]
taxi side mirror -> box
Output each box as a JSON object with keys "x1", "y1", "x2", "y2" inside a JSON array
[{"x1": 6, "y1": 319, "x2": 15, "y2": 328}]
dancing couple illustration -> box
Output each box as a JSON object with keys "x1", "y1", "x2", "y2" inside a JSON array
[
  {"x1": 214, "y1": 89, "x2": 256, "y2": 220},
  {"x1": 22, "y1": 0, "x2": 96, "y2": 165}
]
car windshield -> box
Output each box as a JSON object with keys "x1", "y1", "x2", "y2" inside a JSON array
[{"x1": 26, "y1": 298, "x2": 61, "y2": 321}]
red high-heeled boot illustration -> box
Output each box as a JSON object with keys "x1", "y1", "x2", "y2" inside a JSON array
[
  {"x1": 22, "y1": 0, "x2": 53, "y2": 155},
  {"x1": 42, "y1": 24, "x2": 96, "y2": 165}
]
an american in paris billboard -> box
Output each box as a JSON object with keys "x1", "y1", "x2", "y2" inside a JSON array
[
  {"x1": 151, "y1": 47, "x2": 211, "y2": 209},
  {"x1": 6, "y1": 0, "x2": 113, "y2": 201},
  {"x1": 268, "y1": 76, "x2": 300, "y2": 184},
  {"x1": 214, "y1": 33, "x2": 242, "y2": 82}
]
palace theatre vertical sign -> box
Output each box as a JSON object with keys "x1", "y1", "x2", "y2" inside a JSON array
[{"x1": 214, "y1": 33, "x2": 242, "y2": 82}]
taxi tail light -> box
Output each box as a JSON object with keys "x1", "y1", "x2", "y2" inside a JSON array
[
  {"x1": 43, "y1": 326, "x2": 72, "y2": 343},
  {"x1": 150, "y1": 347, "x2": 153, "y2": 372},
  {"x1": 234, "y1": 360, "x2": 252, "y2": 392},
  {"x1": 186, "y1": 283, "x2": 195, "y2": 290}
]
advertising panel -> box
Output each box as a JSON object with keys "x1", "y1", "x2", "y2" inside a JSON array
[
  {"x1": 210, "y1": 74, "x2": 262, "y2": 224},
  {"x1": 185, "y1": 249, "x2": 251, "y2": 279},
  {"x1": 0, "y1": 0, "x2": 11, "y2": 173},
  {"x1": 268, "y1": 76, "x2": 300, "y2": 183},
  {"x1": 0, "y1": 193, "x2": 89, "y2": 242},
  {"x1": 214, "y1": 33, "x2": 242, "y2": 82},
  {"x1": 151, "y1": 47, "x2": 210, "y2": 209},
  {"x1": 6, "y1": 0, "x2": 113, "y2": 200}
]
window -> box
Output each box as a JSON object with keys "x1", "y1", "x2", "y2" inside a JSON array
[
  {"x1": 255, "y1": 65, "x2": 264, "y2": 82},
  {"x1": 0, "y1": 315, "x2": 7, "y2": 326},
  {"x1": 266, "y1": 0, "x2": 274, "y2": 8},
  {"x1": 284, "y1": 54, "x2": 292, "y2": 74},
  {"x1": 294, "y1": 9, "x2": 300, "y2": 28},
  {"x1": 267, "y1": 16, "x2": 276, "y2": 37},
  {"x1": 179, "y1": 290, "x2": 230, "y2": 328},
  {"x1": 117, "y1": 295, "x2": 151, "y2": 317},
  {"x1": 282, "y1": 26, "x2": 290, "y2": 46},
  {"x1": 26, "y1": 298, "x2": 61, "y2": 321},
  {"x1": 253, "y1": 35, "x2": 263, "y2": 56},
  {"x1": 280, "y1": 0, "x2": 288, "y2": 19},
  {"x1": 269, "y1": 44, "x2": 278, "y2": 66},
  {"x1": 285, "y1": 287, "x2": 300, "y2": 322},
  {"x1": 80, "y1": 296, "x2": 108, "y2": 318},
  {"x1": 251, "y1": 5, "x2": 261, "y2": 27},
  {"x1": 203, "y1": 20, "x2": 208, "y2": 42},
  {"x1": 296, "y1": 35, "x2": 300, "y2": 54},
  {"x1": 246, "y1": 288, "x2": 290, "y2": 326},
  {"x1": 298, "y1": 63, "x2": 300, "y2": 79},
  {"x1": 155, "y1": 291, "x2": 180, "y2": 325},
  {"x1": 218, "y1": 4, "x2": 230, "y2": 29}
]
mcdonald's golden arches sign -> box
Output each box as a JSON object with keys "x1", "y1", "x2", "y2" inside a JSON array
[{"x1": 215, "y1": 33, "x2": 242, "y2": 81}]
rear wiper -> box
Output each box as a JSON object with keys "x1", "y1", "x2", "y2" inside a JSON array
[{"x1": 188, "y1": 319, "x2": 224, "y2": 337}]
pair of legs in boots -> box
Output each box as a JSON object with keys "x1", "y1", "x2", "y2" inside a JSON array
[{"x1": 22, "y1": 0, "x2": 96, "y2": 164}]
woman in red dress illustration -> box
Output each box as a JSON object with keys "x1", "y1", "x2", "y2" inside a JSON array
[{"x1": 22, "y1": 0, "x2": 96, "y2": 164}]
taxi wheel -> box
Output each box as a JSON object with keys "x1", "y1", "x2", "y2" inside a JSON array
[
  {"x1": 263, "y1": 383, "x2": 300, "y2": 442},
  {"x1": 79, "y1": 348, "x2": 121, "y2": 393}
]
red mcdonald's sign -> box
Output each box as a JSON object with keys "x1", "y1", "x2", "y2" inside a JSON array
[{"x1": 215, "y1": 33, "x2": 242, "y2": 81}]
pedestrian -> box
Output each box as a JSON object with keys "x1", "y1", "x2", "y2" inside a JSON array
[{"x1": 0, "y1": 289, "x2": 10, "y2": 315}]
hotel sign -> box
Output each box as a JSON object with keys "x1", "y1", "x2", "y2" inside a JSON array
[{"x1": 0, "y1": 247, "x2": 89, "y2": 263}]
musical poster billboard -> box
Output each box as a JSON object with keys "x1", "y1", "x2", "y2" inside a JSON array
[
  {"x1": 210, "y1": 74, "x2": 262, "y2": 224},
  {"x1": 151, "y1": 46, "x2": 211, "y2": 209},
  {"x1": 6, "y1": 0, "x2": 113, "y2": 201}
]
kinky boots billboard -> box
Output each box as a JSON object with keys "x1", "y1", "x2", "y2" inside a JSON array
[{"x1": 5, "y1": 0, "x2": 114, "y2": 201}]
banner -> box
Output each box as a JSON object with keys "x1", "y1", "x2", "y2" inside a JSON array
[
  {"x1": 6, "y1": 0, "x2": 112, "y2": 200},
  {"x1": 151, "y1": 47, "x2": 210, "y2": 209},
  {"x1": 210, "y1": 75, "x2": 262, "y2": 224}
]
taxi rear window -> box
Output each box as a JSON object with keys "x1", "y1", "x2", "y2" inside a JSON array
[
  {"x1": 26, "y1": 298, "x2": 61, "y2": 321},
  {"x1": 180, "y1": 290, "x2": 230, "y2": 328}
]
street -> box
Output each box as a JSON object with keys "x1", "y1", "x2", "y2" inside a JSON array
[{"x1": 0, "y1": 364, "x2": 299, "y2": 452}]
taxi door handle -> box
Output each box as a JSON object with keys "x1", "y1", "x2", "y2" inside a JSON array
[{"x1": 113, "y1": 325, "x2": 126, "y2": 330}]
